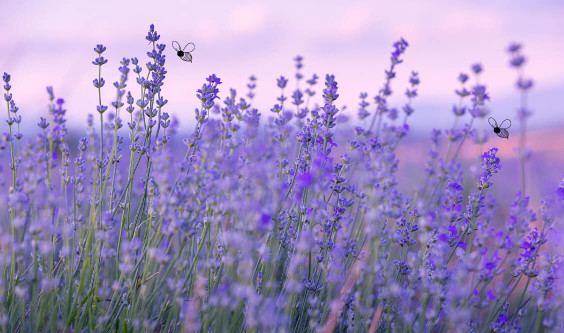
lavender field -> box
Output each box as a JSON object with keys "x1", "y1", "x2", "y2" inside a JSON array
[{"x1": 1, "y1": 21, "x2": 564, "y2": 333}]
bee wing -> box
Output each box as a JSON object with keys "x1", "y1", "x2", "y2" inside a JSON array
[
  {"x1": 499, "y1": 119, "x2": 512, "y2": 129},
  {"x1": 183, "y1": 42, "x2": 195, "y2": 52},
  {"x1": 183, "y1": 52, "x2": 193, "y2": 63},
  {"x1": 488, "y1": 117, "x2": 498, "y2": 129},
  {"x1": 172, "y1": 41, "x2": 182, "y2": 52},
  {"x1": 499, "y1": 128, "x2": 509, "y2": 139}
]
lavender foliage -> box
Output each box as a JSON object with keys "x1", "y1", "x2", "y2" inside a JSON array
[{"x1": 0, "y1": 25, "x2": 563, "y2": 333}]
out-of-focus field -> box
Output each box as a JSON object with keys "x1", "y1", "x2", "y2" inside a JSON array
[{"x1": 397, "y1": 127, "x2": 564, "y2": 205}]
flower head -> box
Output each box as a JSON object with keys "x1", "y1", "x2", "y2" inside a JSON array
[
  {"x1": 145, "y1": 24, "x2": 160, "y2": 43},
  {"x1": 322, "y1": 74, "x2": 339, "y2": 104},
  {"x1": 94, "y1": 44, "x2": 106, "y2": 54},
  {"x1": 277, "y1": 76, "x2": 288, "y2": 89},
  {"x1": 471, "y1": 63, "x2": 483, "y2": 75}
]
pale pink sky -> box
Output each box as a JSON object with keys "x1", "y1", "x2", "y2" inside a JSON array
[{"x1": 1, "y1": 0, "x2": 564, "y2": 131}]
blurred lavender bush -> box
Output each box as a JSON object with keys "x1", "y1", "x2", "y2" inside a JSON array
[{"x1": 1, "y1": 24, "x2": 563, "y2": 332}]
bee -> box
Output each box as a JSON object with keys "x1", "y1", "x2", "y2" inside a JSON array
[
  {"x1": 488, "y1": 117, "x2": 511, "y2": 139},
  {"x1": 172, "y1": 41, "x2": 195, "y2": 63}
]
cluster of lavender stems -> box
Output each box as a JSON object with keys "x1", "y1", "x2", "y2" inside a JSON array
[{"x1": 1, "y1": 25, "x2": 563, "y2": 333}]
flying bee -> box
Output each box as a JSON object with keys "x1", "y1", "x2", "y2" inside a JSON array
[
  {"x1": 488, "y1": 117, "x2": 511, "y2": 139},
  {"x1": 172, "y1": 41, "x2": 195, "y2": 62}
]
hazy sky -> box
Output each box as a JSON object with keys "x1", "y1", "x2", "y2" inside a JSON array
[{"x1": 1, "y1": 0, "x2": 563, "y2": 132}]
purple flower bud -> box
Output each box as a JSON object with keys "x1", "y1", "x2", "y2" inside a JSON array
[
  {"x1": 37, "y1": 117, "x2": 49, "y2": 129},
  {"x1": 557, "y1": 187, "x2": 564, "y2": 200},
  {"x1": 306, "y1": 74, "x2": 319, "y2": 86},
  {"x1": 271, "y1": 104, "x2": 282, "y2": 114},
  {"x1": 92, "y1": 56, "x2": 108, "y2": 66},
  {"x1": 111, "y1": 101, "x2": 124, "y2": 109},
  {"x1": 136, "y1": 99, "x2": 148, "y2": 108},
  {"x1": 206, "y1": 74, "x2": 222, "y2": 85},
  {"x1": 471, "y1": 63, "x2": 483, "y2": 74},
  {"x1": 394, "y1": 259, "x2": 412, "y2": 275},
  {"x1": 8, "y1": 101, "x2": 18, "y2": 115},
  {"x1": 510, "y1": 55, "x2": 526, "y2": 68},
  {"x1": 507, "y1": 43, "x2": 522, "y2": 53},
  {"x1": 409, "y1": 71, "x2": 420, "y2": 86},
  {"x1": 97, "y1": 105, "x2": 108, "y2": 114},
  {"x1": 455, "y1": 88, "x2": 470, "y2": 98},
  {"x1": 294, "y1": 55, "x2": 303, "y2": 69},
  {"x1": 277, "y1": 76, "x2": 288, "y2": 89},
  {"x1": 458, "y1": 73, "x2": 469, "y2": 84},
  {"x1": 322, "y1": 74, "x2": 339, "y2": 103},
  {"x1": 470, "y1": 85, "x2": 489, "y2": 107},
  {"x1": 93, "y1": 78, "x2": 105, "y2": 88},
  {"x1": 94, "y1": 44, "x2": 107, "y2": 54},
  {"x1": 78, "y1": 138, "x2": 88, "y2": 151},
  {"x1": 145, "y1": 24, "x2": 160, "y2": 43},
  {"x1": 469, "y1": 106, "x2": 489, "y2": 118},
  {"x1": 516, "y1": 78, "x2": 533, "y2": 91},
  {"x1": 452, "y1": 105, "x2": 466, "y2": 116},
  {"x1": 291, "y1": 89, "x2": 304, "y2": 106},
  {"x1": 156, "y1": 96, "x2": 168, "y2": 107}
]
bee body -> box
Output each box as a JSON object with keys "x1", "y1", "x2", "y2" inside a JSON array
[
  {"x1": 172, "y1": 41, "x2": 195, "y2": 63},
  {"x1": 488, "y1": 117, "x2": 511, "y2": 139}
]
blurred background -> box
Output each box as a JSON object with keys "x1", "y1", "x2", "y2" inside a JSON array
[
  {"x1": 1, "y1": 0, "x2": 563, "y2": 129},
  {"x1": 1, "y1": 0, "x2": 563, "y2": 199}
]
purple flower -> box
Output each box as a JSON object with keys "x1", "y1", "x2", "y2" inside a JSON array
[
  {"x1": 478, "y1": 147, "x2": 501, "y2": 188},
  {"x1": 270, "y1": 104, "x2": 282, "y2": 114},
  {"x1": 557, "y1": 187, "x2": 564, "y2": 200},
  {"x1": 394, "y1": 259, "x2": 412, "y2": 275},
  {"x1": 37, "y1": 117, "x2": 49, "y2": 129},
  {"x1": 516, "y1": 78, "x2": 533, "y2": 91},
  {"x1": 519, "y1": 227, "x2": 546, "y2": 261},
  {"x1": 294, "y1": 55, "x2": 303, "y2": 69},
  {"x1": 277, "y1": 76, "x2": 288, "y2": 89},
  {"x1": 322, "y1": 74, "x2": 339, "y2": 104},
  {"x1": 458, "y1": 73, "x2": 469, "y2": 84},
  {"x1": 391, "y1": 38, "x2": 408, "y2": 64},
  {"x1": 395, "y1": 217, "x2": 418, "y2": 247},
  {"x1": 291, "y1": 89, "x2": 304, "y2": 106},
  {"x1": 196, "y1": 75, "x2": 222, "y2": 110},
  {"x1": 507, "y1": 43, "x2": 522, "y2": 53},
  {"x1": 1, "y1": 25, "x2": 563, "y2": 332},
  {"x1": 358, "y1": 92, "x2": 370, "y2": 120},
  {"x1": 470, "y1": 85, "x2": 489, "y2": 106},
  {"x1": 97, "y1": 105, "x2": 108, "y2": 114},
  {"x1": 297, "y1": 172, "x2": 313, "y2": 187},
  {"x1": 145, "y1": 24, "x2": 160, "y2": 43},
  {"x1": 206, "y1": 74, "x2": 222, "y2": 85},
  {"x1": 479, "y1": 247, "x2": 502, "y2": 281},
  {"x1": 306, "y1": 73, "x2": 319, "y2": 86},
  {"x1": 409, "y1": 71, "x2": 420, "y2": 86},
  {"x1": 452, "y1": 105, "x2": 466, "y2": 116},
  {"x1": 471, "y1": 63, "x2": 483, "y2": 74},
  {"x1": 92, "y1": 56, "x2": 108, "y2": 66},
  {"x1": 469, "y1": 105, "x2": 489, "y2": 118},
  {"x1": 93, "y1": 78, "x2": 105, "y2": 88},
  {"x1": 93, "y1": 44, "x2": 106, "y2": 54},
  {"x1": 510, "y1": 55, "x2": 526, "y2": 68},
  {"x1": 455, "y1": 87, "x2": 470, "y2": 98},
  {"x1": 247, "y1": 75, "x2": 257, "y2": 100}
]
